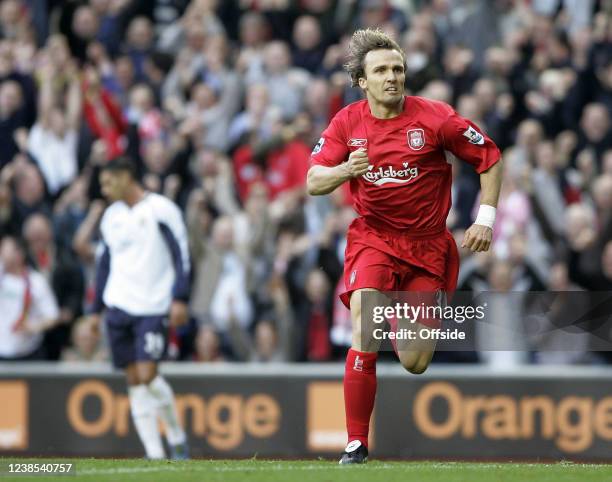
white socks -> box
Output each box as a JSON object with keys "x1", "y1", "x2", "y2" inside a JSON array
[
  {"x1": 128, "y1": 385, "x2": 165, "y2": 459},
  {"x1": 148, "y1": 375, "x2": 187, "y2": 446},
  {"x1": 129, "y1": 375, "x2": 186, "y2": 459}
]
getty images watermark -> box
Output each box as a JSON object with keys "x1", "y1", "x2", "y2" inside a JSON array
[
  {"x1": 360, "y1": 290, "x2": 612, "y2": 352},
  {"x1": 370, "y1": 299, "x2": 488, "y2": 341}
]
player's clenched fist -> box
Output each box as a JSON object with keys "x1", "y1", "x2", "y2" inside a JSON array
[
  {"x1": 344, "y1": 148, "x2": 370, "y2": 178},
  {"x1": 461, "y1": 224, "x2": 493, "y2": 252}
]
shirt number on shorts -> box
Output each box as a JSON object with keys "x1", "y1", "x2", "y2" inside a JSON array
[{"x1": 144, "y1": 332, "x2": 164, "y2": 359}]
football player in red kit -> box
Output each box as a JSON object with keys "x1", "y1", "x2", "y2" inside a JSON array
[{"x1": 307, "y1": 29, "x2": 503, "y2": 464}]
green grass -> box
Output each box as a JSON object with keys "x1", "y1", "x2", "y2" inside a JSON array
[{"x1": 2, "y1": 458, "x2": 612, "y2": 482}]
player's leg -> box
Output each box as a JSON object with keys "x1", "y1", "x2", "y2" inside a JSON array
[
  {"x1": 340, "y1": 287, "x2": 382, "y2": 464},
  {"x1": 105, "y1": 308, "x2": 166, "y2": 459},
  {"x1": 134, "y1": 316, "x2": 188, "y2": 459},
  {"x1": 124, "y1": 364, "x2": 139, "y2": 385},
  {"x1": 339, "y1": 232, "x2": 399, "y2": 464},
  {"x1": 346, "y1": 289, "x2": 382, "y2": 444},
  {"x1": 126, "y1": 363, "x2": 166, "y2": 459},
  {"x1": 340, "y1": 262, "x2": 396, "y2": 464},
  {"x1": 394, "y1": 270, "x2": 443, "y2": 374}
]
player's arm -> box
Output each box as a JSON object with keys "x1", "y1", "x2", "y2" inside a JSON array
[
  {"x1": 440, "y1": 109, "x2": 503, "y2": 252},
  {"x1": 157, "y1": 200, "x2": 191, "y2": 326},
  {"x1": 307, "y1": 148, "x2": 370, "y2": 195},
  {"x1": 462, "y1": 159, "x2": 503, "y2": 252},
  {"x1": 307, "y1": 113, "x2": 368, "y2": 196},
  {"x1": 92, "y1": 242, "x2": 110, "y2": 313},
  {"x1": 87, "y1": 240, "x2": 110, "y2": 334}
]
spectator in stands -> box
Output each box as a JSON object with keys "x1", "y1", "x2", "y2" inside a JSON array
[
  {"x1": 245, "y1": 40, "x2": 310, "y2": 119},
  {"x1": 82, "y1": 65, "x2": 127, "y2": 161},
  {"x1": 184, "y1": 81, "x2": 230, "y2": 152},
  {"x1": 490, "y1": 154, "x2": 532, "y2": 258},
  {"x1": 124, "y1": 16, "x2": 154, "y2": 82},
  {"x1": 227, "y1": 83, "x2": 275, "y2": 148},
  {"x1": 402, "y1": 26, "x2": 441, "y2": 94},
  {"x1": 251, "y1": 319, "x2": 284, "y2": 362},
  {"x1": 27, "y1": 57, "x2": 81, "y2": 197},
  {"x1": 190, "y1": 216, "x2": 253, "y2": 334},
  {"x1": 0, "y1": 235, "x2": 59, "y2": 360},
  {"x1": 6, "y1": 155, "x2": 50, "y2": 229},
  {"x1": 157, "y1": 0, "x2": 224, "y2": 54},
  {"x1": 0, "y1": 0, "x2": 30, "y2": 41},
  {"x1": 292, "y1": 15, "x2": 326, "y2": 74},
  {"x1": 193, "y1": 323, "x2": 225, "y2": 362},
  {"x1": 567, "y1": 210, "x2": 612, "y2": 291},
  {"x1": 303, "y1": 77, "x2": 334, "y2": 144},
  {"x1": 0, "y1": 79, "x2": 28, "y2": 169},
  {"x1": 228, "y1": 316, "x2": 292, "y2": 362},
  {"x1": 531, "y1": 260, "x2": 591, "y2": 365},
  {"x1": 61, "y1": 316, "x2": 108, "y2": 362},
  {"x1": 89, "y1": 0, "x2": 123, "y2": 57},
  {"x1": 67, "y1": 4, "x2": 100, "y2": 62},
  {"x1": 477, "y1": 259, "x2": 529, "y2": 367},
  {"x1": 23, "y1": 213, "x2": 84, "y2": 360},
  {"x1": 126, "y1": 83, "x2": 163, "y2": 145},
  {"x1": 293, "y1": 268, "x2": 334, "y2": 361},
  {"x1": 532, "y1": 141, "x2": 566, "y2": 237},
  {"x1": 232, "y1": 114, "x2": 311, "y2": 205},
  {"x1": 576, "y1": 103, "x2": 612, "y2": 166}
]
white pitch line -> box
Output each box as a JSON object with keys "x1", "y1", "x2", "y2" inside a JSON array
[
  {"x1": 75, "y1": 462, "x2": 611, "y2": 476},
  {"x1": 78, "y1": 464, "x2": 396, "y2": 475}
]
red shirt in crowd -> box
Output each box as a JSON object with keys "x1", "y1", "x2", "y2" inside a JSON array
[
  {"x1": 233, "y1": 139, "x2": 312, "y2": 202},
  {"x1": 82, "y1": 87, "x2": 127, "y2": 159},
  {"x1": 310, "y1": 96, "x2": 501, "y2": 233}
]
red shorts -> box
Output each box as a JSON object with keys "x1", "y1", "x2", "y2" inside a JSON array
[{"x1": 340, "y1": 217, "x2": 460, "y2": 308}]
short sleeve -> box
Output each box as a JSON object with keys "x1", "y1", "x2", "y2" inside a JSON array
[
  {"x1": 439, "y1": 110, "x2": 501, "y2": 173},
  {"x1": 310, "y1": 113, "x2": 349, "y2": 168}
]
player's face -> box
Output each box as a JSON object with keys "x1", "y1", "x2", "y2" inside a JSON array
[
  {"x1": 100, "y1": 170, "x2": 129, "y2": 202},
  {"x1": 360, "y1": 49, "x2": 405, "y2": 107}
]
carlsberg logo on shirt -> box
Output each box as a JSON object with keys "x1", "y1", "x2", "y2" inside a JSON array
[{"x1": 363, "y1": 162, "x2": 419, "y2": 186}]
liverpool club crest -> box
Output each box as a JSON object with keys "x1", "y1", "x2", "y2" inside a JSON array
[{"x1": 407, "y1": 128, "x2": 425, "y2": 151}]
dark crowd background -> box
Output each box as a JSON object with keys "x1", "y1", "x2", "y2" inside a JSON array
[{"x1": 0, "y1": 0, "x2": 610, "y2": 365}]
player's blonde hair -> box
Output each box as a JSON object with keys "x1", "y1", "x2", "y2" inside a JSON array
[{"x1": 344, "y1": 28, "x2": 406, "y2": 88}]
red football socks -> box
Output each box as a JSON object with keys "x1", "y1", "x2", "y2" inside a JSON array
[{"x1": 344, "y1": 348, "x2": 377, "y2": 447}]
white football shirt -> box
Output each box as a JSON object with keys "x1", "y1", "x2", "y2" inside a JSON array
[{"x1": 95, "y1": 192, "x2": 190, "y2": 316}]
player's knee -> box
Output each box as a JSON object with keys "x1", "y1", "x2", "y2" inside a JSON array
[
  {"x1": 140, "y1": 373, "x2": 156, "y2": 385},
  {"x1": 401, "y1": 360, "x2": 429, "y2": 375},
  {"x1": 398, "y1": 352, "x2": 430, "y2": 374},
  {"x1": 407, "y1": 362, "x2": 429, "y2": 375},
  {"x1": 135, "y1": 363, "x2": 158, "y2": 385}
]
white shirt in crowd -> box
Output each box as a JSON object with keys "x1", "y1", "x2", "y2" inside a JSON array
[
  {"x1": 0, "y1": 264, "x2": 59, "y2": 358},
  {"x1": 209, "y1": 253, "x2": 253, "y2": 330},
  {"x1": 28, "y1": 124, "x2": 78, "y2": 195},
  {"x1": 98, "y1": 192, "x2": 190, "y2": 316}
]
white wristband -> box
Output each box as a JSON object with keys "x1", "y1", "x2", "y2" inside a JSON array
[{"x1": 474, "y1": 204, "x2": 496, "y2": 229}]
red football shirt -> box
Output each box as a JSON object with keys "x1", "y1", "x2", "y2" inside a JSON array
[{"x1": 310, "y1": 96, "x2": 501, "y2": 233}]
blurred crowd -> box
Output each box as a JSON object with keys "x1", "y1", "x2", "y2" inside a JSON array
[{"x1": 0, "y1": 0, "x2": 610, "y2": 364}]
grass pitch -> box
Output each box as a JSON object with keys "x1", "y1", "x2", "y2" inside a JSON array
[{"x1": 2, "y1": 459, "x2": 612, "y2": 482}]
